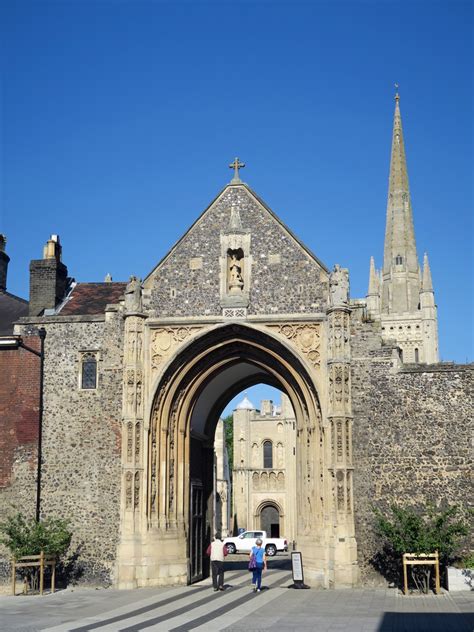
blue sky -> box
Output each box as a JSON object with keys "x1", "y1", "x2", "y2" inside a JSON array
[{"x1": 1, "y1": 1, "x2": 472, "y2": 375}]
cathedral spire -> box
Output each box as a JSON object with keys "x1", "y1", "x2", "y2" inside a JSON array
[{"x1": 382, "y1": 92, "x2": 418, "y2": 277}]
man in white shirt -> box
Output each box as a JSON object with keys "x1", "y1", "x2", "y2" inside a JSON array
[{"x1": 209, "y1": 533, "x2": 227, "y2": 591}]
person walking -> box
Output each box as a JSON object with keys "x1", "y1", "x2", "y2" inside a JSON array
[
  {"x1": 250, "y1": 538, "x2": 267, "y2": 592},
  {"x1": 209, "y1": 533, "x2": 227, "y2": 592}
]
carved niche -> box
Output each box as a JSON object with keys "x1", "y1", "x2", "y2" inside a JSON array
[
  {"x1": 328, "y1": 364, "x2": 350, "y2": 412},
  {"x1": 220, "y1": 208, "x2": 251, "y2": 307},
  {"x1": 328, "y1": 310, "x2": 350, "y2": 359}
]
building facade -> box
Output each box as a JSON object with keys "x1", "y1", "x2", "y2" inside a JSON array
[
  {"x1": 232, "y1": 394, "x2": 297, "y2": 541},
  {"x1": 0, "y1": 97, "x2": 471, "y2": 590}
]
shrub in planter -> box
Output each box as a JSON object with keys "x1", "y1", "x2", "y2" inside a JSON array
[
  {"x1": 373, "y1": 504, "x2": 468, "y2": 593},
  {"x1": 0, "y1": 513, "x2": 72, "y2": 592}
]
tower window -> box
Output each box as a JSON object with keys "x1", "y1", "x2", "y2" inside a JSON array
[
  {"x1": 81, "y1": 353, "x2": 98, "y2": 389},
  {"x1": 263, "y1": 441, "x2": 273, "y2": 469},
  {"x1": 415, "y1": 348, "x2": 419, "y2": 363},
  {"x1": 395, "y1": 255, "x2": 403, "y2": 265}
]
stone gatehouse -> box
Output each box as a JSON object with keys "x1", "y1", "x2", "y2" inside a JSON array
[{"x1": 0, "y1": 97, "x2": 472, "y2": 589}]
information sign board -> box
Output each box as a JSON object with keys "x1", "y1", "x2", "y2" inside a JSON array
[{"x1": 291, "y1": 551, "x2": 304, "y2": 582}]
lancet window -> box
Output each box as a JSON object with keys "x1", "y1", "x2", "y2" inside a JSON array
[
  {"x1": 81, "y1": 353, "x2": 97, "y2": 390},
  {"x1": 263, "y1": 440, "x2": 273, "y2": 469}
]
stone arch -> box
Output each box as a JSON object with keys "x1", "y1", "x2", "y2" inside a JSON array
[
  {"x1": 255, "y1": 499, "x2": 283, "y2": 538},
  {"x1": 116, "y1": 322, "x2": 356, "y2": 589},
  {"x1": 148, "y1": 323, "x2": 320, "y2": 519}
]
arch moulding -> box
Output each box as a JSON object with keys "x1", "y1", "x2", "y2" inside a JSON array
[{"x1": 116, "y1": 321, "x2": 359, "y2": 589}]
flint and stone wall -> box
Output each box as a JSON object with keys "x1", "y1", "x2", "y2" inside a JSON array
[
  {"x1": 351, "y1": 310, "x2": 473, "y2": 581},
  {"x1": 0, "y1": 313, "x2": 124, "y2": 587},
  {"x1": 146, "y1": 186, "x2": 328, "y2": 317}
]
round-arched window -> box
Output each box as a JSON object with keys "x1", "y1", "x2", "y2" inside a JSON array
[{"x1": 263, "y1": 440, "x2": 273, "y2": 469}]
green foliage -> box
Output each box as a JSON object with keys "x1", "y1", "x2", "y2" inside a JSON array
[
  {"x1": 223, "y1": 413, "x2": 233, "y2": 472},
  {"x1": 373, "y1": 504, "x2": 469, "y2": 593},
  {"x1": 374, "y1": 504, "x2": 468, "y2": 561},
  {"x1": 0, "y1": 513, "x2": 72, "y2": 559},
  {"x1": 460, "y1": 552, "x2": 474, "y2": 569}
]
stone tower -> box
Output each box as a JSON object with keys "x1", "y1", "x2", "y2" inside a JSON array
[
  {"x1": 366, "y1": 93, "x2": 439, "y2": 364},
  {"x1": 232, "y1": 394, "x2": 297, "y2": 541}
]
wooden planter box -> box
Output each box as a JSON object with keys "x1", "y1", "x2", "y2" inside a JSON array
[
  {"x1": 12, "y1": 551, "x2": 56, "y2": 596},
  {"x1": 402, "y1": 551, "x2": 440, "y2": 595}
]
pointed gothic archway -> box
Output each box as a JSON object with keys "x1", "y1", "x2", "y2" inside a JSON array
[{"x1": 116, "y1": 322, "x2": 358, "y2": 589}]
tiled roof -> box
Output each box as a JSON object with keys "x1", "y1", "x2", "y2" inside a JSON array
[
  {"x1": 0, "y1": 291, "x2": 29, "y2": 335},
  {"x1": 59, "y1": 283, "x2": 126, "y2": 315}
]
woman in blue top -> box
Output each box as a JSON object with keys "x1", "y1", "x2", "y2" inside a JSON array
[{"x1": 250, "y1": 538, "x2": 267, "y2": 592}]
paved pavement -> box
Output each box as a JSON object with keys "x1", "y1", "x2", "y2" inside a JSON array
[{"x1": 0, "y1": 556, "x2": 473, "y2": 631}]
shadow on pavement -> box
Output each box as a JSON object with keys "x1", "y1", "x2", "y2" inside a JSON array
[{"x1": 378, "y1": 611, "x2": 474, "y2": 632}]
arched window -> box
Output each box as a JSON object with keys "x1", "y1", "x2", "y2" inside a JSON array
[
  {"x1": 395, "y1": 255, "x2": 403, "y2": 265},
  {"x1": 81, "y1": 353, "x2": 97, "y2": 389},
  {"x1": 263, "y1": 441, "x2": 273, "y2": 469}
]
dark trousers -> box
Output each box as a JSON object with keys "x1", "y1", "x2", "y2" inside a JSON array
[{"x1": 211, "y1": 560, "x2": 224, "y2": 589}]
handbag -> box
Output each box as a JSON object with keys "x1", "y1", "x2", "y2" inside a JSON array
[{"x1": 248, "y1": 553, "x2": 257, "y2": 570}]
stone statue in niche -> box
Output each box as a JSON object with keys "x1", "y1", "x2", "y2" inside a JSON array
[
  {"x1": 125, "y1": 276, "x2": 142, "y2": 312},
  {"x1": 329, "y1": 264, "x2": 349, "y2": 306},
  {"x1": 227, "y1": 248, "x2": 244, "y2": 293}
]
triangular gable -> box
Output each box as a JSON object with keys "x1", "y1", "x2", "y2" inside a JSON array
[
  {"x1": 143, "y1": 184, "x2": 328, "y2": 287},
  {"x1": 143, "y1": 183, "x2": 330, "y2": 318}
]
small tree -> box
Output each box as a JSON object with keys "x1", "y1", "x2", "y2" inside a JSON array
[
  {"x1": 373, "y1": 504, "x2": 468, "y2": 593},
  {"x1": 0, "y1": 513, "x2": 72, "y2": 592}
]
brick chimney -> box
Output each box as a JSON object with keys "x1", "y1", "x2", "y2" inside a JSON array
[
  {"x1": 29, "y1": 235, "x2": 69, "y2": 316},
  {"x1": 0, "y1": 234, "x2": 9, "y2": 291}
]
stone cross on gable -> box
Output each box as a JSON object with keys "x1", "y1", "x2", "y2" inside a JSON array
[{"x1": 229, "y1": 157, "x2": 245, "y2": 183}]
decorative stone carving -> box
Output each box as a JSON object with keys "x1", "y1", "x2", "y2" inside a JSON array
[
  {"x1": 134, "y1": 471, "x2": 140, "y2": 509},
  {"x1": 168, "y1": 407, "x2": 177, "y2": 513},
  {"x1": 329, "y1": 264, "x2": 349, "y2": 306},
  {"x1": 135, "y1": 422, "x2": 140, "y2": 458},
  {"x1": 126, "y1": 369, "x2": 135, "y2": 413},
  {"x1": 345, "y1": 420, "x2": 351, "y2": 461},
  {"x1": 228, "y1": 249, "x2": 244, "y2": 293},
  {"x1": 125, "y1": 276, "x2": 142, "y2": 312},
  {"x1": 151, "y1": 326, "x2": 202, "y2": 372},
  {"x1": 125, "y1": 472, "x2": 133, "y2": 509},
  {"x1": 219, "y1": 222, "x2": 251, "y2": 306},
  {"x1": 336, "y1": 470, "x2": 345, "y2": 511},
  {"x1": 336, "y1": 421, "x2": 343, "y2": 462},
  {"x1": 127, "y1": 422, "x2": 133, "y2": 461},
  {"x1": 266, "y1": 323, "x2": 321, "y2": 368},
  {"x1": 329, "y1": 310, "x2": 350, "y2": 358},
  {"x1": 329, "y1": 364, "x2": 350, "y2": 412},
  {"x1": 346, "y1": 471, "x2": 352, "y2": 513},
  {"x1": 222, "y1": 307, "x2": 247, "y2": 318},
  {"x1": 150, "y1": 427, "x2": 157, "y2": 513}
]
